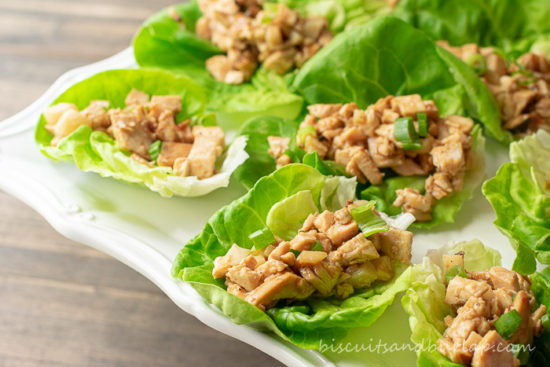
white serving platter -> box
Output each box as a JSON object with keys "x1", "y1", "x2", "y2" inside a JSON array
[{"x1": 0, "y1": 47, "x2": 517, "y2": 367}]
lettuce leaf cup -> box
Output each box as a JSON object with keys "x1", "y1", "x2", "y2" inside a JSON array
[
  {"x1": 132, "y1": 1, "x2": 390, "y2": 128},
  {"x1": 35, "y1": 69, "x2": 248, "y2": 197},
  {"x1": 402, "y1": 240, "x2": 550, "y2": 366},
  {"x1": 483, "y1": 130, "x2": 550, "y2": 274},
  {"x1": 234, "y1": 17, "x2": 489, "y2": 228},
  {"x1": 172, "y1": 163, "x2": 417, "y2": 349}
]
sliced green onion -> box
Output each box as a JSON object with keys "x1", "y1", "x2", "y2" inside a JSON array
[
  {"x1": 466, "y1": 53, "x2": 487, "y2": 75},
  {"x1": 417, "y1": 112, "x2": 428, "y2": 137},
  {"x1": 283, "y1": 146, "x2": 305, "y2": 163},
  {"x1": 394, "y1": 116, "x2": 418, "y2": 142},
  {"x1": 495, "y1": 309, "x2": 523, "y2": 340},
  {"x1": 444, "y1": 265, "x2": 468, "y2": 283},
  {"x1": 511, "y1": 344, "x2": 530, "y2": 364},
  {"x1": 296, "y1": 125, "x2": 317, "y2": 146},
  {"x1": 350, "y1": 201, "x2": 389, "y2": 237},
  {"x1": 401, "y1": 142, "x2": 423, "y2": 150},
  {"x1": 290, "y1": 249, "x2": 301, "y2": 257},
  {"x1": 310, "y1": 241, "x2": 324, "y2": 252},
  {"x1": 249, "y1": 227, "x2": 276, "y2": 250},
  {"x1": 149, "y1": 140, "x2": 162, "y2": 161},
  {"x1": 541, "y1": 313, "x2": 550, "y2": 330}
]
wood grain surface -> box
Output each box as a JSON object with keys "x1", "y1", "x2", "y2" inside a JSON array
[{"x1": 0, "y1": 1, "x2": 283, "y2": 366}]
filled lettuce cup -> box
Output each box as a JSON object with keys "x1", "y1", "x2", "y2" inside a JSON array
[
  {"x1": 233, "y1": 18, "x2": 491, "y2": 228},
  {"x1": 402, "y1": 240, "x2": 550, "y2": 366},
  {"x1": 35, "y1": 69, "x2": 248, "y2": 197},
  {"x1": 483, "y1": 130, "x2": 550, "y2": 274},
  {"x1": 172, "y1": 163, "x2": 417, "y2": 349},
  {"x1": 132, "y1": 0, "x2": 391, "y2": 126}
]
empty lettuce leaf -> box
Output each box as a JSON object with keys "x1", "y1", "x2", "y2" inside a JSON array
[{"x1": 483, "y1": 130, "x2": 550, "y2": 273}]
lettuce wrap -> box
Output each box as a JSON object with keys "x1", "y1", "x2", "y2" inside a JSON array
[
  {"x1": 392, "y1": 0, "x2": 550, "y2": 54},
  {"x1": 401, "y1": 239, "x2": 550, "y2": 366},
  {"x1": 35, "y1": 69, "x2": 248, "y2": 197},
  {"x1": 483, "y1": 130, "x2": 550, "y2": 274},
  {"x1": 234, "y1": 17, "x2": 489, "y2": 228},
  {"x1": 172, "y1": 164, "x2": 415, "y2": 349},
  {"x1": 132, "y1": 1, "x2": 390, "y2": 128}
]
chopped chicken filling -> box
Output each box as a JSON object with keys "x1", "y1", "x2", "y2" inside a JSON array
[
  {"x1": 267, "y1": 95, "x2": 475, "y2": 221},
  {"x1": 212, "y1": 201, "x2": 412, "y2": 310},
  {"x1": 437, "y1": 253, "x2": 546, "y2": 367},
  {"x1": 43, "y1": 89, "x2": 225, "y2": 179},
  {"x1": 439, "y1": 41, "x2": 550, "y2": 137},
  {"x1": 195, "y1": 0, "x2": 332, "y2": 84}
]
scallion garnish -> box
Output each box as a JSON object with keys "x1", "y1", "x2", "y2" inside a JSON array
[
  {"x1": 466, "y1": 53, "x2": 487, "y2": 75},
  {"x1": 249, "y1": 227, "x2": 276, "y2": 250},
  {"x1": 495, "y1": 309, "x2": 523, "y2": 340},
  {"x1": 149, "y1": 140, "x2": 162, "y2": 161},
  {"x1": 350, "y1": 201, "x2": 389, "y2": 237},
  {"x1": 297, "y1": 125, "x2": 317, "y2": 146},
  {"x1": 444, "y1": 265, "x2": 468, "y2": 283},
  {"x1": 394, "y1": 116, "x2": 422, "y2": 150},
  {"x1": 290, "y1": 249, "x2": 301, "y2": 257},
  {"x1": 310, "y1": 241, "x2": 324, "y2": 252},
  {"x1": 417, "y1": 112, "x2": 428, "y2": 137}
]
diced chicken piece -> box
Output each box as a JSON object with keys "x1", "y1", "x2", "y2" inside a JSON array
[
  {"x1": 43, "y1": 103, "x2": 78, "y2": 127},
  {"x1": 303, "y1": 135, "x2": 329, "y2": 158},
  {"x1": 442, "y1": 253, "x2": 465, "y2": 272},
  {"x1": 207, "y1": 55, "x2": 246, "y2": 84},
  {"x1": 345, "y1": 261, "x2": 377, "y2": 289},
  {"x1": 267, "y1": 136, "x2": 290, "y2": 159},
  {"x1": 371, "y1": 255, "x2": 394, "y2": 281},
  {"x1": 110, "y1": 109, "x2": 155, "y2": 158},
  {"x1": 326, "y1": 221, "x2": 359, "y2": 246},
  {"x1": 367, "y1": 137, "x2": 405, "y2": 168},
  {"x1": 445, "y1": 277, "x2": 494, "y2": 308},
  {"x1": 49, "y1": 109, "x2": 92, "y2": 145},
  {"x1": 318, "y1": 116, "x2": 344, "y2": 131},
  {"x1": 443, "y1": 115, "x2": 474, "y2": 135},
  {"x1": 488, "y1": 267, "x2": 520, "y2": 292},
  {"x1": 334, "y1": 206, "x2": 352, "y2": 224},
  {"x1": 150, "y1": 95, "x2": 182, "y2": 117},
  {"x1": 175, "y1": 126, "x2": 225, "y2": 179},
  {"x1": 532, "y1": 304, "x2": 547, "y2": 337},
  {"x1": 431, "y1": 141, "x2": 465, "y2": 176},
  {"x1": 313, "y1": 210, "x2": 335, "y2": 233},
  {"x1": 347, "y1": 148, "x2": 384, "y2": 185},
  {"x1": 446, "y1": 297, "x2": 491, "y2": 341},
  {"x1": 493, "y1": 288, "x2": 515, "y2": 314},
  {"x1": 390, "y1": 94, "x2": 426, "y2": 117},
  {"x1": 425, "y1": 172, "x2": 454, "y2": 200},
  {"x1": 328, "y1": 234, "x2": 379, "y2": 266},
  {"x1": 82, "y1": 100, "x2": 111, "y2": 129},
  {"x1": 245, "y1": 272, "x2": 314, "y2": 310},
  {"x1": 296, "y1": 251, "x2": 327, "y2": 267},
  {"x1": 156, "y1": 111, "x2": 190, "y2": 142},
  {"x1": 212, "y1": 244, "x2": 251, "y2": 279},
  {"x1": 125, "y1": 89, "x2": 149, "y2": 106},
  {"x1": 226, "y1": 264, "x2": 262, "y2": 291},
  {"x1": 298, "y1": 261, "x2": 342, "y2": 295},
  {"x1": 371, "y1": 228, "x2": 412, "y2": 264},
  {"x1": 255, "y1": 259, "x2": 288, "y2": 280},
  {"x1": 391, "y1": 159, "x2": 429, "y2": 176},
  {"x1": 509, "y1": 290, "x2": 535, "y2": 345},
  {"x1": 307, "y1": 104, "x2": 342, "y2": 118},
  {"x1": 437, "y1": 338, "x2": 473, "y2": 365},
  {"x1": 471, "y1": 331, "x2": 520, "y2": 367},
  {"x1": 268, "y1": 241, "x2": 291, "y2": 261},
  {"x1": 157, "y1": 142, "x2": 193, "y2": 167},
  {"x1": 289, "y1": 231, "x2": 317, "y2": 251},
  {"x1": 393, "y1": 188, "x2": 434, "y2": 222}
]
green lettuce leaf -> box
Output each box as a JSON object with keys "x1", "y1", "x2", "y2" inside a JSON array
[
  {"x1": 361, "y1": 125, "x2": 486, "y2": 229},
  {"x1": 392, "y1": 0, "x2": 550, "y2": 53},
  {"x1": 483, "y1": 130, "x2": 550, "y2": 273},
  {"x1": 172, "y1": 163, "x2": 412, "y2": 349},
  {"x1": 403, "y1": 240, "x2": 550, "y2": 366},
  {"x1": 291, "y1": 16, "x2": 506, "y2": 142},
  {"x1": 133, "y1": 1, "x2": 303, "y2": 129},
  {"x1": 35, "y1": 69, "x2": 249, "y2": 197}
]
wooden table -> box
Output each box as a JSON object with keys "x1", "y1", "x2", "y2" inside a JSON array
[{"x1": 0, "y1": 1, "x2": 283, "y2": 366}]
